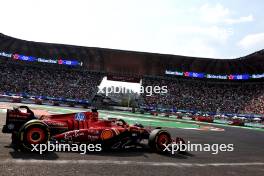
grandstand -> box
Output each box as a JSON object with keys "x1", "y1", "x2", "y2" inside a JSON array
[
  {"x1": 1, "y1": 33, "x2": 264, "y2": 115},
  {"x1": 142, "y1": 76, "x2": 264, "y2": 114},
  {"x1": 0, "y1": 62, "x2": 103, "y2": 100}
]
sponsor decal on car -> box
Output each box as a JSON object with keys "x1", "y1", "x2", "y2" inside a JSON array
[
  {"x1": 100, "y1": 129, "x2": 114, "y2": 140},
  {"x1": 75, "y1": 112, "x2": 86, "y2": 121},
  {"x1": 87, "y1": 128, "x2": 100, "y2": 135},
  {"x1": 9, "y1": 113, "x2": 29, "y2": 119},
  {"x1": 64, "y1": 130, "x2": 85, "y2": 140}
]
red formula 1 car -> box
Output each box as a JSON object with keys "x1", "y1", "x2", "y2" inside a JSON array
[
  {"x1": 2, "y1": 106, "x2": 184, "y2": 153},
  {"x1": 228, "y1": 118, "x2": 245, "y2": 126},
  {"x1": 193, "y1": 114, "x2": 214, "y2": 123}
]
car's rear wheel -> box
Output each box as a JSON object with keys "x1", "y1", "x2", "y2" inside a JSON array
[
  {"x1": 18, "y1": 120, "x2": 50, "y2": 151},
  {"x1": 148, "y1": 129, "x2": 171, "y2": 153}
]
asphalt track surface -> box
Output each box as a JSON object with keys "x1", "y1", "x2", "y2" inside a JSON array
[{"x1": 0, "y1": 105, "x2": 264, "y2": 176}]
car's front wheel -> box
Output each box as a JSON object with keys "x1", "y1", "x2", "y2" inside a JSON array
[{"x1": 148, "y1": 129, "x2": 171, "y2": 153}]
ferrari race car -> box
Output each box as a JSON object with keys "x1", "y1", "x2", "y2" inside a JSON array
[
  {"x1": 228, "y1": 118, "x2": 245, "y2": 126},
  {"x1": 193, "y1": 114, "x2": 214, "y2": 123},
  {"x1": 2, "y1": 106, "x2": 185, "y2": 153}
]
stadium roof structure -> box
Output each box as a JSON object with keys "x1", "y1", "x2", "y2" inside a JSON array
[{"x1": 1, "y1": 33, "x2": 264, "y2": 76}]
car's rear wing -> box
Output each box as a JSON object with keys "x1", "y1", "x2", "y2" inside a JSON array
[{"x1": 2, "y1": 106, "x2": 35, "y2": 133}]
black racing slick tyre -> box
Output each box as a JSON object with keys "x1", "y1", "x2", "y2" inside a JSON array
[
  {"x1": 18, "y1": 120, "x2": 50, "y2": 151},
  {"x1": 148, "y1": 129, "x2": 172, "y2": 153}
]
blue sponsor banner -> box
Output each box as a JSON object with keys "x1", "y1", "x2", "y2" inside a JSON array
[
  {"x1": 165, "y1": 69, "x2": 257, "y2": 80},
  {"x1": 13, "y1": 54, "x2": 36, "y2": 62},
  {"x1": 78, "y1": 100, "x2": 89, "y2": 104},
  {"x1": 0, "y1": 51, "x2": 82, "y2": 66},
  {"x1": 183, "y1": 72, "x2": 204, "y2": 78},
  {"x1": 140, "y1": 105, "x2": 262, "y2": 118},
  {"x1": 228, "y1": 74, "x2": 249, "y2": 80},
  {"x1": 65, "y1": 98, "x2": 76, "y2": 102},
  {"x1": 189, "y1": 72, "x2": 205, "y2": 78},
  {"x1": 60, "y1": 60, "x2": 80, "y2": 66}
]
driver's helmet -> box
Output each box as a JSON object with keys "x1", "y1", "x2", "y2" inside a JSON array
[{"x1": 134, "y1": 122, "x2": 144, "y2": 128}]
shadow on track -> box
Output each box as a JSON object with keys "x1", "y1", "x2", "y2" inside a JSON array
[
  {"x1": 6, "y1": 145, "x2": 194, "y2": 160},
  {"x1": 9, "y1": 151, "x2": 59, "y2": 160}
]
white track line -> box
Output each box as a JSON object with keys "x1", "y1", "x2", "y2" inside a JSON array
[{"x1": 0, "y1": 159, "x2": 264, "y2": 167}]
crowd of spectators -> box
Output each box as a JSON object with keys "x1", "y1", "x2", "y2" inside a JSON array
[
  {"x1": 142, "y1": 77, "x2": 264, "y2": 114},
  {"x1": 2, "y1": 58, "x2": 264, "y2": 115},
  {"x1": 0, "y1": 63, "x2": 103, "y2": 100}
]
